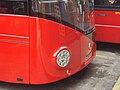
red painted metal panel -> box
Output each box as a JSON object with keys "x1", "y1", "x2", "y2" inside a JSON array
[
  {"x1": 0, "y1": 14, "x2": 29, "y2": 84},
  {"x1": 0, "y1": 15, "x2": 96, "y2": 84},
  {"x1": 95, "y1": 10, "x2": 120, "y2": 43},
  {"x1": 29, "y1": 18, "x2": 96, "y2": 84}
]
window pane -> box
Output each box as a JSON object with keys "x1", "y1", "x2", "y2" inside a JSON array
[
  {"x1": 0, "y1": 0, "x2": 28, "y2": 15},
  {"x1": 95, "y1": 0, "x2": 120, "y2": 8},
  {"x1": 80, "y1": 0, "x2": 94, "y2": 31},
  {"x1": 32, "y1": 0, "x2": 84, "y2": 30}
]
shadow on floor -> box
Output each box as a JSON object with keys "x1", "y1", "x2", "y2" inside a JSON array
[{"x1": 96, "y1": 42, "x2": 120, "y2": 53}]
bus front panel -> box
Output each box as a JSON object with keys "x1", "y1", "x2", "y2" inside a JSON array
[{"x1": 29, "y1": 0, "x2": 96, "y2": 84}]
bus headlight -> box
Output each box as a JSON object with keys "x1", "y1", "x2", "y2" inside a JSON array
[{"x1": 56, "y1": 50, "x2": 70, "y2": 67}]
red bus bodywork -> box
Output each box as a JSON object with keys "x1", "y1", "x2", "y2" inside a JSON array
[
  {"x1": 0, "y1": 0, "x2": 96, "y2": 84},
  {"x1": 95, "y1": 0, "x2": 120, "y2": 43},
  {"x1": 95, "y1": 10, "x2": 120, "y2": 43}
]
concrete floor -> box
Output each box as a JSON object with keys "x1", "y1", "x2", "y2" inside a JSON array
[{"x1": 0, "y1": 42, "x2": 119, "y2": 90}]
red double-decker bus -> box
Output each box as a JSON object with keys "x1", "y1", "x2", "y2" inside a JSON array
[
  {"x1": 0, "y1": 0, "x2": 96, "y2": 84},
  {"x1": 95, "y1": 0, "x2": 120, "y2": 43}
]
